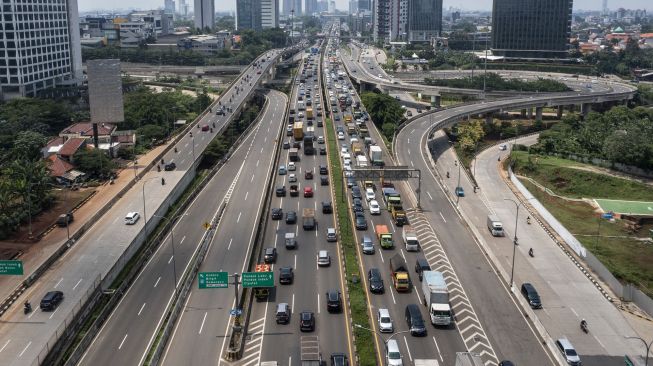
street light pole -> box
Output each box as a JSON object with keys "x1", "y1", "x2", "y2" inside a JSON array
[
  {"x1": 153, "y1": 213, "x2": 187, "y2": 292},
  {"x1": 141, "y1": 176, "x2": 162, "y2": 236},
  {"x1": 625, "y1": 336, "x2": 653, "y2": 366},
  {"x1": 504, "y1": 198, "x2": 523, "y2": 291}
]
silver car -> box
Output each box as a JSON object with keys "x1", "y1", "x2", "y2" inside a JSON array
[
  {"x1": 361, "y1": 236, "x2": 374, "y2": 254},
  {"x1": 377, "y1": 308, "x2": 393, "y2": 333}
]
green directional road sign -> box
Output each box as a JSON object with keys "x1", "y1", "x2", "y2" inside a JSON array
[
  {"x1": 0, "y1": 260, "x2": 23, "y2": 275},
  {"x1": 198, "y1": 271, "x2": 228, "y2": 289},
  {"x1": 242, "y1": 271, "x2": 274, "y2": 288}
]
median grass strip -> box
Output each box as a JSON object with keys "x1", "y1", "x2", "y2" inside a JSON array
[{"x1": 325, "y1": 117, "x2": 377, "y2": 365}]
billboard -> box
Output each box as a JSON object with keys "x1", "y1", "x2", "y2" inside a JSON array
[{"x1": 87, "y1": 59, "x2": 124, "y2": 123}]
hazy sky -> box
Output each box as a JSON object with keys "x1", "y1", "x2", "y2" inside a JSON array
[{"x1": 78, "y1": 0, "x2": 652, "y2": 13}]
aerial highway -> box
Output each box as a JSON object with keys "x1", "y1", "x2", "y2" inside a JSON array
[{"x1": 0, "y1": 50, "x2": 281, "y2": 366}]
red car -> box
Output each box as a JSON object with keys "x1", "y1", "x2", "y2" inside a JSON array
[
  {"x1": 304, "y1": 186, "x2": 313, "y2": 198},
  {"x1": 257, "y1": 70, "x2": 262, "y2": 74},
  {"x1": 201, "y1": 124, "x2": 209, "y2": 131}
]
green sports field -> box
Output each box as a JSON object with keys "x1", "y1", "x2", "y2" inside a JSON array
[{"x1": 595, "y1": 199, "x2": 653, "y2": 215}]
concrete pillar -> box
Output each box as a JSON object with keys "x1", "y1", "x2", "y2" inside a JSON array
[
  {"x1": 485, "y1": 113, "x2": 493, "y2": 125},
  {"x1": 521, "y1": 109, "x2": 527, "y2": 117},
  {"x1": 557, "y1": 105, "x2": 563, "y2": 119},
  {"x1": 581, "y1": 103, "x2": 592, "y2": 117},
  {"x1": 535, "y1": 107, "x2": 543, "y2": 122},
  {"x1": 432, "y1": 95, "x2": 441, "y2": 108},
  {"x1": 527, "y1": 108, "x2": 533, "y2": 119}
]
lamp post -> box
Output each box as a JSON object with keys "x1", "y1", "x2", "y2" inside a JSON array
[
  {"x1": 153, "y1": 213, "x2": 187, "y2": 292},
  {"x1": 503, "y1": 198, "x2": 534, "y2": 291},
  {"x1": 625, "y1": 336, "x2": 653, "y2": 366},
  {"x1": 141, "y1": 176, "x2": 162, "y2": 236}
]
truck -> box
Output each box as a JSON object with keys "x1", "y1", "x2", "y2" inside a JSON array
[
  {"x1": 254, "y1": 263, "x2": 272, "y2": 299},
  {"x1": 486, "y1": 215, "x2": 504, "y2": 237},
  {"x1": 356, "y1": 155, "x2": 368, "y2": 167},
  {"x1": 369, "y1": 145, "x2": 383, "y2": 166},
  {"x1": 402, "y1": 225, "x2": 419, "y2": 251},
  {"x1": 344, "y1": 114, "x2": 352, "y2": 124},
  {"x1": 351, "y1": 141, "x2": 363, "y2": 156},
  {"x1": 298, "y1": 101, "x2": 305, "y2": 110},
  {"x1": 289, "y1": 148, "x2": 300, "y2": 162},
  {"x1": 389, "y1": 254, "x2": 410, "y2": 292},
  {"x1": 293, "y1": 122, "x2": 304, "y2": 140},
  {"x1": 391, "y1": 205, "x2": 407, "y2": 226},
  {"x1": 421, "y1": 271, "x2": 453, "y2": 326},
  {"x1": 303, "y1": 128, "x2": 314, "y2": 155},
  {"x1": 306, "y1": 106, "x2": 313, "y2": 120},
  {"x1": 347, "y1": 123, "x2": 356, "y2": 135},
  {"x1": 376, "y1": 224, "x2": 394, "y2": 249},
  {"x1": 382, "y1": 188, "x2": 401, "y2": 210},
  {"x1": 300, "y1": 336, "x2": 321, "y2": 366},
  {"x1": 302, "y1": 208, "x2": 316, "y2": 230},
  {"x1": 290, "y1": 184, "x2": 299, "y2": 197},
  {"x1": 455, "y1": 352, "x2": 484, "y2": 366}
]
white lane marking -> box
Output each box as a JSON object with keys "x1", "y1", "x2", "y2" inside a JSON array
[
  {"x1": 154, "y1": 277, "x2": 161, "y2": 288},
  {"x1": 256, "y1": 160, "x2": 259, "y2": 167},
  {"x1": 432, "y1": 336, "x2": 444, "y2": 362},
  {"x1": 439, "y1": 212, "x2": 447, "y2": 223},
  {"x1": 49, "y1": 307, "x2": 60, "y2": 319},
  {"x1": 168, "y1": 255, "x2": 174, "y2": 264},
  {"x1": 0, "y1": 339, "x2": 9, "y2": 353},
  {"x1": 18, "y1": 341, "x2": 31, "y2": 357},
  {"x1": 427, "y1": 191, "x2": 433, "y2": 200},
  {"x1": 54, "y1": 277, "x2": 63, "y2": 288},
  {"x1": 294, "y1": 254, "x2": 297, "y2": 268},
  {"x1": 118, "y1": 334, "x2": 128, "y2": 350},
  {"x1": 73, "y1": 278, "x2": 83, "y2": 290},
  {"x1": 228, "y1": 238, "x2": 233, "y2": 250},
  {"x1": 379, "y1": 250, "x2": 385, "y2": 263},
  {"x1": 251, "y1": 174, "x2": 255, "y2": 182},
  {"x1": 180, "y1": 236, "x2": 186, "y2": 244},
  {"x1": 138, "y1": 303, "x2": 146, "y2": 316},
  {"x1": 408, "y1": 149, "x2": 411, "y2": 155},
  {"x1": 317, "y1": 293, "x2": 320, "y2": 314},
  {"x1": 389, "y1": 286, "x2": 397, "y2": 304},
  {"x1": 403, "y1": 336, "x2": 413, "y2": 362},
  {"x1": 199, "y1": 312, "x2": 208, "y2": 334},
  {"x1": 237, "y1": 212, "x2": 242, "y2": 223},
  {"x1": 292, "y1": 293, "x2": 295, "y2": 310},
  {"x1": 245, "y1": 191, "x2": 249, "y2": 201},
  {"x1": 289, "y1": 356, "x2": 292, "y2": 366}
]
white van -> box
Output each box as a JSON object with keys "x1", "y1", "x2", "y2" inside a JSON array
[{"x1": 385, "y1": 339, "x2": 403, "y2": 366}]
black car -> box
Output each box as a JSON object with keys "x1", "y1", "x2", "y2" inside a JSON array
[
  {"x1": 322, "y1": 201, "x2": 333, "y2": 214},
  {"x1": 300, "y1": 311, "x2": 315, "y2": 332},
  {"x1": 283, "y1": 141, "x2": 291, "y2": 149},
  {"x1": 279, "y1": 267, "x2": 294, "y2": 284},
  {"x1": 330, "y1": 353, "x2": 349, "y2": 366},
  {"x1": 271, "y1": 208, "x2": 283, "y2": 220},
  {"x1": 293, "y1": 141, "x2": 302, "y2": 149},
  {"x1": 347, "y1": 177, "x2": 356, "y2": 188},
  {"x1": 264, "y1": 247, "x2": 277, "y2": 263},
  {"x1": 320, "y1": 176, "x2": 329, "y2": 186},
  {"x1": 355, "y1": 212, "x2": 367, "y2": 230},
  {"x1": 319, "y1": 147, "x2": 327, "y2": 155},
  {"x1": 164, "y1": 162, "x2": 176, "y2": 171},
  {"x1": 521, "y1": 283, "x2": 542, "y2": 309},
  {"x1": 351, "y1": 187, "x2": 362, "y2": 200},
  {"x1": 351, "y1": 198, "x2": 363, "y2": 213},
  {"x1": 56, "y1": 212, "x2": 74, "y2": 227},
  {"x1": 326, "y1": 290, "x2": 342, "y2": 313},
  {"x1": 40, "y1": 290, "x2": 64, "y2": 311},
  {"x1": 415, "y1": 257, "x2": 431, "y2": 281},
  {"x1": 276, "y1": 186, "x2": 286, "y2": 197},
  {"x1": 286, "y1": 211, "x2": 297, "y2": 224},
  {"x1": 319, "y1": 165, "x2": 328, "y2": 175},
  {"x1": 368, "y1": 268, "x2": 385, "y2": 294}
]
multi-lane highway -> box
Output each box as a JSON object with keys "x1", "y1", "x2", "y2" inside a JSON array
[{"x1": 0, "y1": 50, "x2": 281, "y2": 366}]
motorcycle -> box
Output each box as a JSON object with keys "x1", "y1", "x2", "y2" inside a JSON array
[
  {"x1": 580, "y1": 319, "x2": 588, "y2": 333},
  {"x1": 446, "y1": 171, "x2": 450, "y2": 178},
  {"x1": 527, "y1": 216, "x2": 531, "y2": 225},
  {"x1": 528, "y1": 248, "x2": 534, "y2": 257},
  {"x1": 24, "y1": 302, "x2": 32, "y2": 314}
]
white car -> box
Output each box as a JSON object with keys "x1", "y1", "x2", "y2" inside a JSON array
[
  {"x1": 288, "y1": 162, "x2": 296, "y2": 171},
  {"x1": 378, "y1": 308, "x2": 393, "y2": 333},
  {"x1": 288, "y1": 173, "x2": 297, "y2": 183},
  {"x1": 369, "y1": 200, "x2": 381, "y2": 215},
  {"x1": 340, "y1": 147, "x2": 349, "y2": 156},
  {"x1": 499, "y1": 144, "x2": 507, "y2": 151},
  {"x1": 365, "y1": 188, "x2": 375, "y2": 202},
  {"x1": 343, "y1": 158, "x2": 352, "y2": 166},
  {"x1": 124, "y1": 212, "x2": 140, "y2": 225},
  {"x1": 337, "y1": 131, "x2": 345, "y2": 140}
]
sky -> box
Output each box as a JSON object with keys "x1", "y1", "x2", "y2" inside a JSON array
[{"x1": 78, "y1": 0, "x2": 652, "y2": 14}]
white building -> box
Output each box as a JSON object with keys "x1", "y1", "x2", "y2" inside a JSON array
[
  {"x1": 0, "y1": 0, "x2": 83, "y2": 100},
  {"x1": 129, "y1": 10, "x2": 174, "y2": 36},
  {"x1": 261, "y1": 0, "x2": 279, "y2": 29}
]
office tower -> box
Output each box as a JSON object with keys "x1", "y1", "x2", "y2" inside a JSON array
[
  {"x1": 328, "y1": 0, "x2": 335, "y2": 13},
  {"x1": 389, "y1": 0, "x2": 407, "y2": 40},
  {"x1": 358, "y1": 0, "x2": 371, "y2": 12},
  {"x1": 261, "y1": 0, "x2": 279, "y2": 28},
  {"x1": 237, "y1": 0, "x2": 278, "y2": 30},
  {"x1": 306, "y1": 0, "x2": 318, "y2": 14},
  {"x1": 349, "y1": 0, "x2": 358, "y2": 14},
  {"x1": 0, "y1": 0, "x2": 83, "y2": 100},
  {"x1": 491, "y1": 0, "x2": 573, "y2": 58},
  {"x1": 408, "y1": 0, "x2": 442, "y2": 42},
  {"x1": 283, "y1": 0, "x2": 293, "y2": 15},
  {"x1": 164, "y1": 0, "x2": 176, "y2": 14},
  {"x1": 293, "y1": 0, "x2": 302, "y2": 15},
  {"x1": 194, "y1": 0, "x2": 215, "y2": 30},
  {"x1": 317, "y1": 0, "x2": 329, "y2": 12},
  {"x1": 602, "y1": 0, "x2": 608, "y2": 16},
  {"x1": 374, "y1": 0, "x2": 391, "y2": 43}
]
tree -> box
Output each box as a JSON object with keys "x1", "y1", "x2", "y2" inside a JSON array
[
  {"x1": 457, "y1": 121, "x2": 485, "y2": 153},
  {"x1": 12, "y1": 131, "x2": 47, "y2": 161},
  {"x1": 360, "y1": 92, "x2": 405, "y2": 141},
  {"x1": 73, "y1": 148, "x2": 116, "y2": 178},
  {"x1": 137, "y1": 124, "x2": 168, "y2": 146}
]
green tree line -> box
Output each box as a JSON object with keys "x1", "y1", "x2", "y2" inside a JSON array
[
  {"x1": 359, "y1": 92, "x2": 405, "y2": 141},
  {"x1": 424, "y1": 72, "x2": 571, "y2": 92}
]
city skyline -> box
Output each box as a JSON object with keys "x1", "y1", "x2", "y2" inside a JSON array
[{"x1": 77, "y1": 0, "x2": 652, "y2": 13}]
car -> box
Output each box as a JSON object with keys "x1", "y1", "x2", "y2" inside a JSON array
[
  {"x1": 263, "y1": 247, "x2": 277, "y2": 263},
  {"x1": 326, "y1": 227, "x2": 337, "y2": 242},
  {"x1": 340, "y1": 147, "x2": 349, "y2": 156},
  {"x1": 368, "y1": 268, "x2": 385, "y2": 294},
  {"x1": 417, "y1": 108, "x2": 422, "y2": 113},
  {"x1": 279, "y1": 266, "x2": 294, "y2": 284},
  {"x1": 521, "y1": 283, "x2": 542, "y2": 309},
  {"x1": 385, "y1": 339, "x2": 403, "y2": 366},
  {"x1": 555, "y1": 338, "x2": 581, "y2": 365},
  {"x1": 276, "y1": 186, "x2": 286, "y2": 197},
  {"x1": 292, "y1": 141, "x2": 302, "y2": 149},
  {"x1": 257, "y1": 70, "x2": 262, "y2": 74},
  {"x1": 337, "y1": 132, "x2": 345, "y2": 140},
  {"x1": 334, "y1": 114, "x2": 341, "y2": 121},
  {"x1": 317, "y1": 136, "x2": 325, "y2": 144},
  {"x1": 346, "y1": 177, "x2": 356, "y2": 188},
  {"x1": 287, "y1": 162, "x2": 296, "y2": 171},
  {"x1": 164, "y1": 162, "x2": 176, "y2": 171},
  {"x1": 320, "y1": 176, "x2": 329, "y2": 186},
  {"x1": 317, "y1": 250, "x2": 331, "y2": 266},
  {"x1": 326, "y1": 290, "x2": 342, "y2": 313},
  {"x1": 405, "y1": 304, "x2": 427, "y2": 336},
  {"x1": 498, "y1": 362, "x2": 515, "y2": 366},
  {"x1": 361, "y1": 236, "x2": 374, "y2": 254},
  {"x1": 299, "y1": 311, "x2": 315, "y2": 332},
  {"x1": 278, "y1": 165, "x2": 287, "y2": 175},
  {"x1": 283, "y1": 141, "x2": 291, "y2": 149},
  {"x1": 56, "y1": 212, "x2": 74, "y2": 227},
  {"x1": 276, "y1": 303, "x2": 291, "y2": 324},
  {"x1": 415, "y1": 257, "x2": 431, "y2": 281},
  {"x1": 352, "y1": 198, "x2": 364, "y2": 213},
  {"x1": 124, "y1": 212, "x2": 140, "y2": 225},
  {"x1": 305, "y1": 170, "x2": 313, "y2": 179},
  {"x1": 365, "y1": 188, "x2": 375, "y2": 202},
  {"x1": 351, "y1": 186, "x2": 362, "y2": 200},
  {"x1": 286, "y1": 211, "x2": 297, "y2": 224},
  {"x1": 330, "y1": 353, "x2": 349, "y2": 366},
  {"x1": 369, "y1": 200, "x2": 381, "y2": 215},
  {"x1": 288, "y1": 173, "x2": 298, "y2": 183},
  {"x1": 499, "y1": 144, "x2": 507, "y2": 151},
  {"x1": 322, "y1": 201, "x2": 333, "y2": 214},
  {"x1": 40, "y1": 290, "x2": 64, "y2": 311},
  {"x1": 271, "y1": 207, "x2": 283, "y2": 220},
  {"x1": 355, "y1": 212, "x2": 367, "y2": 230},
  {"x1": 377, "y1": 308, "x2": 393, "y2": 332},
  {"x1": 284, "y1": 232, "x2": 297, "y2": 249},
  {"x1": 201, "y1": 124, "x2": 210, "y2": 132},
  {"x1": 406, "y1": 110, "x2": 413, "y2": 117},
  {"x1": 286, "y1": 126, "x2": 293, "y2": 136},
  {"x1": 319, "y1": 147, "x2": 327, "y2": 155},
  {"x1": 455, "y1": 186, "x2": 465, "y2": 197},
  {"x1": 304, "y1": 186, "x2": 314, "y2": 197}
]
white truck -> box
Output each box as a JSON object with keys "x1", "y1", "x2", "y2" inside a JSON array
[
  {"x1": 421, "y1": 271, "x2": 453, "y2": 326},
  {"x1": 356, "y1": 155, "x2": 368, "y2": 167},
  {"x1": 369, "y1": 145, "x2": 383, "y2": 165},
  {"x1": 402, "y1": 226, "x2": 419, "y2": 252},
  {"x1": 455, "y1": 352, "x2": 484, "y2": 366},
  {"x1": 486, "y1": 215, "x2": 504, "y2": 237}
]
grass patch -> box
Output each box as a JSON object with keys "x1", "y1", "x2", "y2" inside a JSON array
[
  {"x1": 521, "y1": 179, "x2": 653, "y2": 296},
  {"x1": 511, "y1": 151, "x2": 653, "y2": 201},
  {"x1": 325, "y1": 117, "x2": 377, "y2": 365}
]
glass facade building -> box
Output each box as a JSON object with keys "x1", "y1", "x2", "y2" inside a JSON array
[
  {"x1": 491, "y1": 0, "x2": 573, "y2": 58},
  {"x1": 408, "y1": 0, "x2": 442, "y2": 42}
]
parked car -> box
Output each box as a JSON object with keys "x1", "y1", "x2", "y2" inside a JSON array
[{"x1": 56, "y1": 213, "x2": 74, "y2": 227}]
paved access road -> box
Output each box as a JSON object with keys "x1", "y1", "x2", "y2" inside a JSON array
[{"x1": 0, "y1": 50, "x2": 280, "y2": 366}]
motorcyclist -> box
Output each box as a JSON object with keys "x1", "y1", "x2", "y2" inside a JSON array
[
  {"x1": 528, "y1": 248, "x2": 534, "y2": 257},
  {"x1": 446, "y1": 171, "x2": 450, "y2": 178},
  {"x1": 527, "y1": 216, "x2": 531, "y2": 224}
]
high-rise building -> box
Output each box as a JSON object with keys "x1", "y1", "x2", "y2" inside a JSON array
[
  {"x1": 237, "y1": 0, "x2": 279, "y2": 30},
  {"x1": 349, "y1": 0, "x2": 358, "y2": 14},
  {"x1": 374, "y1": 0, "x2": 392, "y2": 43},
  {"x1": 293, "y1": 0, "x2": 302, "y2": 15},
  {"x1": 317, "y1": 0, "x2": 329, "y2": 12},
  {"x1": 328, "y1": 0, "x2": 335, "y2": 13},
  {"x1": 408, "y1": 0, "x2": 442, "y2": 42},
  {"x1": 306, "y1": 0, "x2": 318, "y2": 14},
  {"x1": 283, "y1": 0, "x2": 293, "y2": 15},
  {"x1": 0, "y1": 0, "x2": 83, "y2": 100},
  {"x1": 602, "y1": 0, "x2": 608, "y2": 15},
  {"x1": 164, "y1": 0, "x2": 176, "y2": 14},
  {"x1": 194, "y1": 0, "x2": 215, "y2": 30},
  {"x1": 358, "y1": 0, "x2": 371, "y2": 12},
  {"x1": 389, "y1": 0, "x2": 407, "y2": 40},
  {"x1": 491, "y1": 0, "x2": 573, "y2": 58},
  {"x1": 261, "y1": 0, "x2": 279, "y2": 28}
]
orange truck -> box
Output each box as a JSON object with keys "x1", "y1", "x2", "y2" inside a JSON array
[{"x1": 375, "y1": 225, "x2": 394, "y2": 249}]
